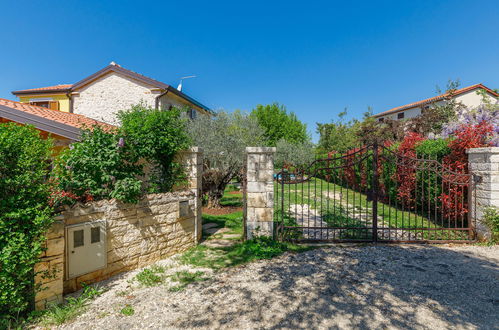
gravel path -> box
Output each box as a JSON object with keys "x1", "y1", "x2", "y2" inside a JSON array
[{"x1": 57, "y1": 245, "x2": 498, "y2": 330}]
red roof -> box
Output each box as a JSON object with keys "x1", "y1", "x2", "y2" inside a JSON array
[
  {"x1": 0, "y1": 98, "x2": 114, "y2": 131},
  {"x1": 374, "y1": 84, "x2": 499, "y2": 118},
  {"x1": 12, "y1": 84, "x2": 73, "y2": 94}
]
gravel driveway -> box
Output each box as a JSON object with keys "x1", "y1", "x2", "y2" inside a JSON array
[{"x1": 58, "y1": 245, "x2": 498, "y2": 330}]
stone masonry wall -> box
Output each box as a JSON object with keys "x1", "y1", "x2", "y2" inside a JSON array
[
  {"x1": 245, "y1": 147, "x2": 276, "y2": 239},
  {"x1": 34, "y1": 221, "x2": 65, "y2": 310},
  {"x1": 34, "y1": 148, "x2": 203, "y2": 310},
  {"x1": 72, "y1": 71, "x2": 158, "y2": 125},
  {"x1": 467, "y1": 147, "x2": 499, "y2": 240},
  {"x1": 62, "y1": 191, "x2": 197, "y2": 293}
]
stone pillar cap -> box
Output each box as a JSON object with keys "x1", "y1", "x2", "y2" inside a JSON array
[
  {"x1": 467, "y1": 147, "x2": 499, "y2": 154},
  {"x1": 246, "y1": 147, "x2": 277, "y2": 153}
]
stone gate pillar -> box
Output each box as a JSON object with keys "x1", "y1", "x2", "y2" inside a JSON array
[
  {"x1": 178, "y1": 147, "x2": 204, "y2": 242},
  {"x1": 467, "y1": 147, "x2": 499, "y2": 240},
  {"x1": 245, "y1": 147, "x2": 276, "y2": 239}
]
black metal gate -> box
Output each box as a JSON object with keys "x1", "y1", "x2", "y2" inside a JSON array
[{"x1": 274, "y1": 143, "x2": 477, "y2": 243}]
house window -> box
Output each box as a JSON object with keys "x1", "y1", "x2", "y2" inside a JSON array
[
  {"x1": 30, "y1": 100, "x2": 59, "y2": 110},
  {"x1": 189, "y1": 109, "x2": 197, "y2": 120},
  {"x1": 397, "y1": 112, "x2": 405, "y2": 119}
]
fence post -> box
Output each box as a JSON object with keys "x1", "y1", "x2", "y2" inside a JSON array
[
  {"x1": 245, "y1": 147, "x2": 276, "y2": 239},
  {"x1": 467, "y1": 147, "x2": 499, "y2": 240}
]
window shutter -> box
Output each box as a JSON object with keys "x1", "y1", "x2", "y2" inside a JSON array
[{"x1": 49, "y1": 101, "x2": 59, "y2": 111}]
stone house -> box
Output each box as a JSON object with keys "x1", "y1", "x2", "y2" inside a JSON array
[
  {"x1": 12, "y1": 62, "x2": 212, "y2": 125},
  {"x1": 374, "y1": 84, "x2": 498, "y2": 122}
]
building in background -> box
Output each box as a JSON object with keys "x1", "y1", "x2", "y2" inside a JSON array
[
  {"x1": 12, "y1": 62, "x2": 212, "y2": 125},
  {"x1": 374, "y1": 84, "x2": 498, "y2": 122}
]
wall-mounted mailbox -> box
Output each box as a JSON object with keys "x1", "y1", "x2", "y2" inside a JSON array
[{"x1": 66, "y1": 221, "x2": 107, "y2": 279}]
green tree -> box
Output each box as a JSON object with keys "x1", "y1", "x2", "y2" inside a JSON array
[
  {"x1": 251, "y1": 103, "x2": 308, "y2": 146},
  {"x1": 118, "y1": 104, "x2": 191, "y2": 192},
  {"x1": 0, "y1": 123, "x2": 54, "y2": 318},
  {"x1": 188, "y1": 111, "x2": 264, "y2": 207},
  {"x1": 53, "y1": 126, "x2": 143, "y2": 204},
  {"x1": 316, "y1": 109, "x2": 360, "y2": 153}
]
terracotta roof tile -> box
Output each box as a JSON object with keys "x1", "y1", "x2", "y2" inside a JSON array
[
  {"x1": 12, "y1": 84, "x2": 73, "y2": 94},
  {"x1": 0, "y1": 98, "x2": 115, "y2": 131},
  {"x1": 374, "y1": 84, "x2": 499, "y2": 118}
]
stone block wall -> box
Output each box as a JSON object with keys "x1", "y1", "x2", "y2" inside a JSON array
[
  {"x1": 467, "y1": 147, "x2": 499, "y2": 240},
  {"x1": 34, "y1": 221, "x2": 65, "y2": 310},
  {"x1": 245, "y1": 147, "x2": 276, "y2": 239},
  {"x1": 34, "y1": 148, "x2": 203, "y2": 310},
  {"x1": 62, "y1": 191, "x2": 197, "y2": 293}
]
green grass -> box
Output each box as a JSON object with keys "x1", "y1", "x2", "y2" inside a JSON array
[
  {"x1": 181, "y1": 236, "x2": 315, "y2": 270},
  {"x1": 275, "y1": 177, "x2": 467, "y2": 240},
  {"x1": 38, "y1": 284, "x2": 105, "y2": 326},
  {"x1": 220, "y1": 189, "x2": 243, "y2": 207},
  {"x1": 134, "y1": 265, "x2": 167, "y2": 287},
  {"x1": 120, "y1": 305, "x2": 134, "y2": 316}
]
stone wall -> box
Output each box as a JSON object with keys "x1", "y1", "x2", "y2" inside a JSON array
[
  {"x1": 467, "y1": 147, "x2": 499, "y2": 240},
  {"x1": 245, "y1": 147, "x2": 276, "y2": 239},
  {"x1": 72, "y1": 71, "x2": 158, "y2": 125},
  {"x1": 34, "y1": 221, "x2": 65, "y2": 310},
  {"x1": 34, "y1": 191, "x2": 198, "y2": 310},
  {"x1": 34, "y1": 148, "x2": 203, "y2": 310},
  {"x1": 62, "y1": 191, "x2": 197, "y2": 293}
]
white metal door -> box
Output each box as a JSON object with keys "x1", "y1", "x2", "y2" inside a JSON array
[{"x1": 67, "y1": 221, "x2": 107, "y2": 278}]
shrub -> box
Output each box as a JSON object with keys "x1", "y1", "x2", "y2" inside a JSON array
[
  {"x1": 0, "y1": 123, "x2": 54, "y2": 318},
  {"x1": 118, "y1": 104, "x2": 191, "y2": 192},
  {"x1": 415, "y1": 138, "x2": 451, "y2": 161},
  {"x1": 482, "y1": 207, "x2": 499, "y2": 243},
  {"x1": 53, "y1": 126, "x2": 143, "y2": 204}
]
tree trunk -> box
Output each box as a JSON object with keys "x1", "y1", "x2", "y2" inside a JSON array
[{"x1": 206, "y1": 186, "x2": 225, "y2": 208}]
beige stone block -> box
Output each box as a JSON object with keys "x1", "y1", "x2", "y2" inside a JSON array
[
  {"x1": 257, "y1": 169, "x2": 274, "y2": 182},
  {"x1": 46, "y1": 237, "x2": 64, "y2": 257},
  {"x1": 46, "y1": 221, "x2": 64, "y2": 239},
  {"x1": 255, "y1": 208, "x2": 274, "y2": 222},
  {"x1": 35, "y1": 279, "x2": 63, "y2": 301},
  {"x1": 247, "y1": 221, "x2": 274, "y2": 238},
  {"x1": 108, "y1": 208, "x2": 137, "y2": 219},
  {"x1": 247, "y1": 193, "x2": 267, "y2": 208}
]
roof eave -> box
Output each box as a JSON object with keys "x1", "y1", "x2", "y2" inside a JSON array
[
  {"x1": 166, "y1": 86, "x2": 213, "y2": 113},
  {"x1": 12, "y1": 89, "x2": 72, "y2": 96},
  {"x1": 0, "y1": 104, "x2": 81, "y2": 141}
]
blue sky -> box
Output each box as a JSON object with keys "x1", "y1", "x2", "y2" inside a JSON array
[{"x1": 0, "y1": 0, "x2": 498, "y2": 141}]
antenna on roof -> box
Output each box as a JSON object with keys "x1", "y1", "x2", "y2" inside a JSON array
[{"x1": 177, "y1": 75, "x2": 196, "y2": 91}]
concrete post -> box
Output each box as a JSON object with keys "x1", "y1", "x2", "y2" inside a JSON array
[
  {"x1": 245, "y1": 147, "x2": 276, "y2": 239},
  {"x1": 467, "y1": 147, "x2": 499, "y2": 240},
  {"x1": 178, "y1": 147, "x2": 204, "y2": 242}
]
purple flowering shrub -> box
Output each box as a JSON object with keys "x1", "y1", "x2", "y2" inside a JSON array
[{"x1": 441, "y1": 104, "x2": 499, "y2": 146}]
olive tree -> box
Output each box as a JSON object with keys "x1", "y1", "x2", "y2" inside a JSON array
[
  {"x1": 188, "y1": 111, "x2": 264, "y2": 208},
  {"x1": 274, "y1": 139, "x2": 315, "y2": 170}
]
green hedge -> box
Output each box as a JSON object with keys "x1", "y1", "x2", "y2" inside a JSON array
[{"x1": 0, "y1": 123, "x2": 54, "y2": 319}]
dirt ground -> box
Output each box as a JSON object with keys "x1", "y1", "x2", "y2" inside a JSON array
[
  {"x1": 56, "y1": 244, "x2": 498, "y2": 330},
  {"x1": 202, "y1": 206, "x2": 242, "y2": 215}
]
